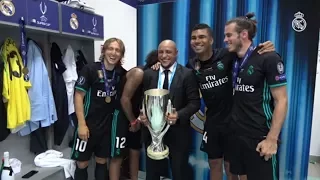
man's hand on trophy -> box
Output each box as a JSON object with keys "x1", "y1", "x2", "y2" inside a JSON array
[
  {"x1": 166, "y1": 108, "x2": 178, "y2": 125},
  {"x1": 138, "y1": 109, "x2": 150, "y2": 126}
]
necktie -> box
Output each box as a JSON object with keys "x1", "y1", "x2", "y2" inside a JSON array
[{"x1": 163, "y1": 70, "x2": 169, "y2": 90}]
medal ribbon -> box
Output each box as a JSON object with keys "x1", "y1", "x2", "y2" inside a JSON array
[
  {"x1": 232, "y1": 44, "x2": 256, "y2": 88},
  {"x1": 19, "y1": 17, "x2": 29, "y2": 81},
  {"x1": 19, "y1": 17, "x2": 27, "y2": 68},
  {"x1": 100, "y1": 61, "x2": 115, "y2": 97},
  {"x1": 157, "y1": 62, "x2": 177, "y2": 90}
]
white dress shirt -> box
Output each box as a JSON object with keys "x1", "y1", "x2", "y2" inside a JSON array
[
  {"x1": 158, "y1": 62, "x2": 177, "y2": 89},
  {"x1": 62, "y1": 45, "x2": 78, "y2": 115}
]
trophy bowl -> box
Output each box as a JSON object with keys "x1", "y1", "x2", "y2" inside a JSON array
[{"x1": 143, "y1": 88, "x2": 171, "y2": 160}]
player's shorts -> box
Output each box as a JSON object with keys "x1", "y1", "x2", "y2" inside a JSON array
[
  {"x1": 127, "y1": 130, "x2": 142, "y2": 150},
  {"x1": 110, "y1": 109, "x2": 129, "y2": 158},
  {"x1": 229, "y1": 135, "x2": 279, "y2": 179},
  {"x1": 71, "y1": 119, "x2": 112, "y2": 161},
  {"x1": 200, "y1": 123, "x2": 232, "y2": 161}
]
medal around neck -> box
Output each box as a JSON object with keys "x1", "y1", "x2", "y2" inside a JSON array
[
  {"x1": 100, "y1": 59, "x2": 115, "y2": 104},
  {"x1": 143, "y1": 88, "x2": 173, "y2": 160},
  {"x1": 105, "y1": 96, "x2": 111, "y2": 103}
]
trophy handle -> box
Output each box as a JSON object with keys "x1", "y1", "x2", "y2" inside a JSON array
[
  {"x1": 158, "y1": 124, "x2": 170, "y2": 139},
  {"x1": 146, "y1": 124, "x2": 157, "y2": 137}
]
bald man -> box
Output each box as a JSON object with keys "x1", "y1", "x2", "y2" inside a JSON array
[{"x1": 139, "y1": 40, "x2": 201, "y2": 180}]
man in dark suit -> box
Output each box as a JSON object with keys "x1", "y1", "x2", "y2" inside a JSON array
[{"x1": 139, "y1": 40, "x2": 201, "y2": 180}]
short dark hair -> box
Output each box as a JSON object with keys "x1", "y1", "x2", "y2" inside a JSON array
[
  {"x1": 192, "y1": 23, "x2": 213, "y2": 37},
  {"x1": 144, "y1": 49, "x2": 158, "y2": 69},
  {"x1": 226, "y1": 12, "x2": 257, "y2": 40}
]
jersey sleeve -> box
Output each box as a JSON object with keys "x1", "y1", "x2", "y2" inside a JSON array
[
  {"x1": 75, "y1": 65, "x2": 92, "y2": 93},
  {"x1": 2, "y1": 63, "x2": 9, "y2": 101},
  {"x1": 263, "y1": 53, "x2": 287, "y2": 88}
]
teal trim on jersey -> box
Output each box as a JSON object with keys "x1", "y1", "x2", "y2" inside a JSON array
[
  {"x1": 263, "y1": 80, "x2": 273, "y2": 129},
  {"x1": 111, "y1": 109, "x2": 119, "y2": 158},
  {"x1": 269, "y1": 82, "x2": 287, "y2": 88},
  {"x1": 263, "y1": 80, "x2": 278, "y2": 179},
  {"x1": 84, "y1": 88, "x2": 92, "y2": 117},
  {"x1": 75, "y1": 86, "x2": 87, "y2": 93},
  {"x1": 71, "y1": 88, "x2": 91, "y2": 158},
  {"x1": 271, "y1": 155, "x2": 278, "y2": 180},
  {"x1": 71, "y1": 128, "x2": 78, "y2": 158}
]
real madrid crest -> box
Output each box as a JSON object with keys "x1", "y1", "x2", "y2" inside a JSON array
[
  {"x1": 70, "y1": 13, "x2": 79, "y2": 30},
  {"x1": 292, "y1": 11, "x2": 307, "y2": 32},
  {"x1": 0, "y1": 0, "x2": 15, "y2": 17},
  {"x1": 217, "y1": 61, "x2": 224, "y2": 70}
]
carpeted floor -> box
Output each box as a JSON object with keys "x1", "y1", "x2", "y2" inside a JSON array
[{"x1": 135, "y1": 162, "x2": 320, "y2": 180}]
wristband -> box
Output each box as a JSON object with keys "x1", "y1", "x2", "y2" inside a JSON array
[{"x1": 131, "y1": 119, "x2": 138, "y2": 125}]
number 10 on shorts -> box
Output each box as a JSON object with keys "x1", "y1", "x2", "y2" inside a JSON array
[{"x1": 75, "y1": 139, "x2": 87, "y2": 152}]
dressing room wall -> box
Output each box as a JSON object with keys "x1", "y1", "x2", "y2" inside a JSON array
[
  {"x1": 310, "y1": 31, "x2": 320, "y2": 158},
  {"x1": 91, "y1": 0, "x2": 137, "y2": 70}
]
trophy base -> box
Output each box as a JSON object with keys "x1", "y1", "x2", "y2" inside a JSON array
[{"x1": 147, "y1": 145, "x2": 169, "y2": 160}]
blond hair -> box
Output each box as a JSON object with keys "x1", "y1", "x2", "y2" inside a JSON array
[{"x1": 102, "y1": 38, "x2": 125, "y2": 65}]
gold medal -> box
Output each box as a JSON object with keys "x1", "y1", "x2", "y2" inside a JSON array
[
  {"x1": 105, "y1": 96, "x2": 111, "y2": 103},
  {"x1": 22, "y1": 67, "x2": 29, "y2": 75}
]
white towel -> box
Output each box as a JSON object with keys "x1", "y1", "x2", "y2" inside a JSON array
[
  {"x1": 34, "y1": 150, "x2": 76, "y2": 179},
  {"x1": 9, "y1": 158, "x2": 21, "y2": 174},
  {"x1": 66, "y1": 0, "x2": 95, "y2": 13}
]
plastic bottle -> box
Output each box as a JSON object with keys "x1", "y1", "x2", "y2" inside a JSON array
[{"x1": 0, "y1": 152, "x2": 14, "y2": 180}]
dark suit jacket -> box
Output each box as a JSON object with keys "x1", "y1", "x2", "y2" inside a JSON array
[{"x1": 142, "y1": 63, "x2": 200, "y2": 149}]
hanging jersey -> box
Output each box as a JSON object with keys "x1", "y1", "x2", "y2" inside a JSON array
[{"x1": 1, "y1": 38, "x2": 31, "y2": 131}]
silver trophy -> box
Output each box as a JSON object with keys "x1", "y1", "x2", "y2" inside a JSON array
[{"x1": 142, "y1": 88, "x2": 173, "y2": 160}]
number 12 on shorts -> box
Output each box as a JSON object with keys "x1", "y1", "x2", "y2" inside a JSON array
[
  {"x1": 116, "y1": 137, "x2": 126, "y2": 149},
  {"x1": 202, "y1": 131, "x2": 208, "y2": 144},
  {"x1": 75, "y1": 138, "x2": 87, "y2": 152}
]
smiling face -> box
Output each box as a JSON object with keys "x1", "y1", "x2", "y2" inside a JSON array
[
  {"x1": 224, "y1": 23, "x2": 242, "y2": 52},
  {"x1": 158, "y1": 40, "x2": 177, "y2": 69},
  {"x1": 190, "y1": 29, "x2": 213, "y2": 55},
  {"x1": 104, "y1": 41, "x2": 122, "y2": 65}
]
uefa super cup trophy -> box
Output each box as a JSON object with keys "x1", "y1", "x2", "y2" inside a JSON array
[{"x1": 142, "y1": 88, "x2": 173, "y2": 160}]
